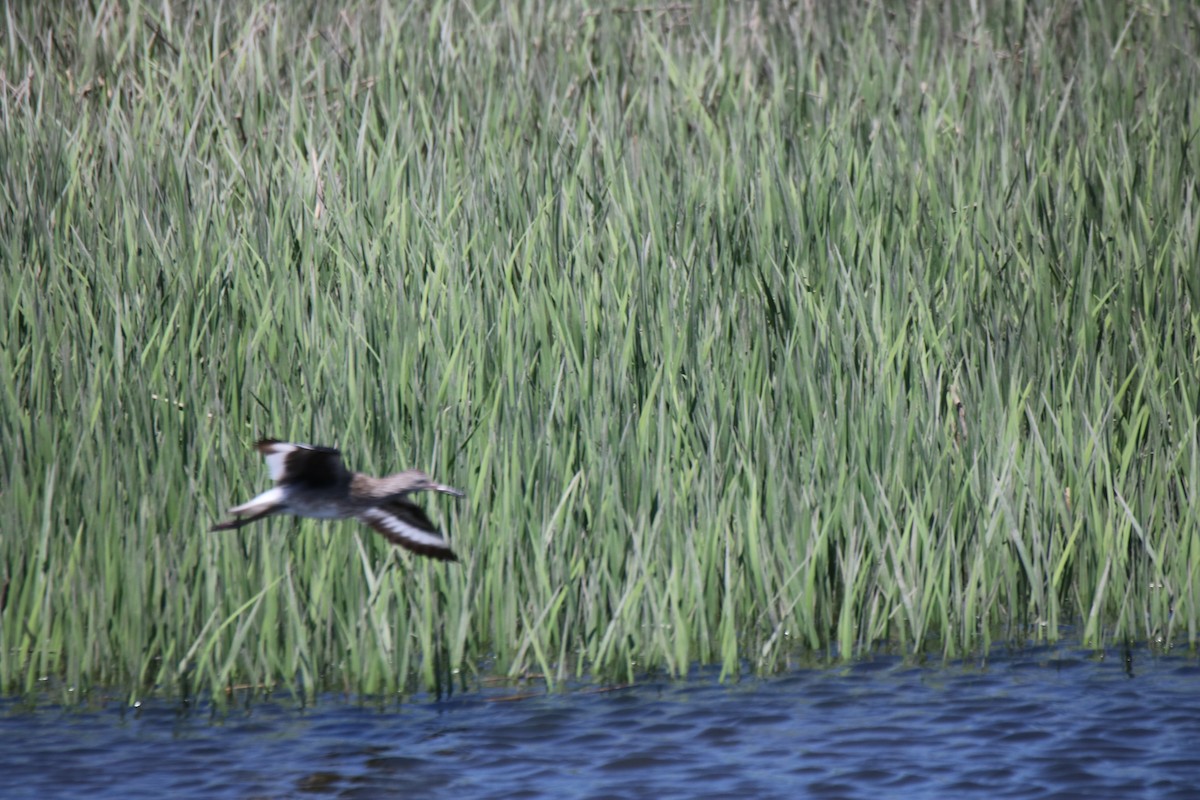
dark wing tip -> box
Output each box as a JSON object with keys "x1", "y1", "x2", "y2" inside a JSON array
[{"x1": 417, "y1": 546, "x2": 459, "y2": 563}]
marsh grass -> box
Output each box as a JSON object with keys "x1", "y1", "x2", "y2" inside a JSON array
[{"x1": 1, "y1": 0, "x2": 1198, "y2": 702}]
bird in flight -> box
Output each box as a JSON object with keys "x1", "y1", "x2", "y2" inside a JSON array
[{"x1": 212, "y1": 438, "x2": 464, "y2": 562}]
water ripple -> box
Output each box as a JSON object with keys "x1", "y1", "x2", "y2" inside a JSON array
[{"x1": 2, "y1": 647, "x2": 1200, "y2": 799}]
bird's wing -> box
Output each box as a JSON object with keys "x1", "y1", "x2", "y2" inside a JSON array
[
  {"x1": 255, "y1": 438, "x2": 345, "y2": 486},
  {"x1": 357, "y1": 501, "x2": 458, "y2": 562}
]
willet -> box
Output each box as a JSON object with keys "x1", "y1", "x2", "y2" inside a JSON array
[{"x1": 212, "y1": 438, "x2": 464, "y2": 562}]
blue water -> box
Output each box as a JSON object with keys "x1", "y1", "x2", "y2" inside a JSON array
[{"x1": 2, "y1": 648, "x2": 1199, "y2": 799}]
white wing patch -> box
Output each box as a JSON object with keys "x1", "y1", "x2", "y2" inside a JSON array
[
  {"x1": 259, "y1": 441, "x2": 302, "y2": 481},
  {"x1": 357, "y1": 507, "x2": 452, "y2": 553}
]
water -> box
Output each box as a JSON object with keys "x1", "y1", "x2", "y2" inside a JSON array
[{"x1": 3, "y1": 648, "x2": 1199, "y2": 799}]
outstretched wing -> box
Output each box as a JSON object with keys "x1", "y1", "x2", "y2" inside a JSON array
[
  {"x1": 357, "y1": 501, "x2": 458, "y2": 562},
  {"x1": 255, "y1": 438, "x2": 345, "y2": 488}
]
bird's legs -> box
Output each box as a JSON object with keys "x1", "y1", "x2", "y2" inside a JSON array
[{"x1": 211, "y1": 508, "x2": 276, "y2": 531}]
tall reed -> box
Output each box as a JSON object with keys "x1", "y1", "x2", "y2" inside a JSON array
[{"x1": 1, "y1": 0, "x2": 1197, "y2": 701}]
